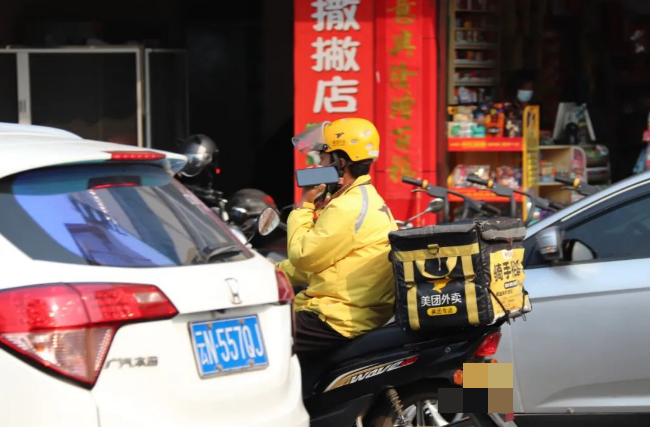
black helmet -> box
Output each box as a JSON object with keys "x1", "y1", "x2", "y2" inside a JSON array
[
  {"x1": 177, "y1": 134, "x2": 219, "y2": 177},
  {"x1": 226, "y1": 189, "x2": 277, "y2": 228}
]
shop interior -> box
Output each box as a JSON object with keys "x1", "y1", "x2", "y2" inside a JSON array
[
  {"x1": 0, "y1": 0, "x2": 296, "y2": 208},
  {"x1": 444, "y1": 0, "x2": 650, "y2": 219}
]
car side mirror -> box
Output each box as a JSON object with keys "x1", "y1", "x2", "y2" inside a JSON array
[
  {"x1": 570, "y1": 240, "x2": 596, "y2": 262},
  {"x1": 536, "y1": 226, "x2": 564, "y2": 262}
]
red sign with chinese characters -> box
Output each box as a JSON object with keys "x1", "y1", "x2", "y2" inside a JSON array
[
  {"x1": 373, "y1": 0, "x2": 438, "y2": 221},
  {"x1": 294, "y1": 0, "x2": 375, "y2": 202}
]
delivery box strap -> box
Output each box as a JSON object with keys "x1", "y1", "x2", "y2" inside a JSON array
[
  {"x1": 488, "y1": 286, "x2": 511, "y2": 324},
  {"x1": 393, "y1": 243, "x2": 480, "y2": 262},
  {"x1": 407, "y1": 285, "x2": 420, "y2": 330},
  {"x1": 414, "y1": 257, "x2": 458, "y2": 279}
]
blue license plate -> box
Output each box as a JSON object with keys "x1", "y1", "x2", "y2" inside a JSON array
[{"x1": 190, "y1": 316, "x2": 268, "y2": 377}]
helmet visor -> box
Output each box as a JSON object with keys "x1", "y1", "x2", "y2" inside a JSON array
[
  {"x1": 181, "y1": 152, "x2": 212, "y2": 177},
  {"x1": 291, "y1": 121, "x2": 330, "y2": 153}
]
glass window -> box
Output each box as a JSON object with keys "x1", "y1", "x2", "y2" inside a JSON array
[
  {"x1": 0, "y1": 164, "x2": 249, "y2": 267},
  {"x1": 563, "y1": 194, "x2": 650, "y2": 261},
  {"x1": 30, "y1": 53, "x2": 138, "y2": 145}
]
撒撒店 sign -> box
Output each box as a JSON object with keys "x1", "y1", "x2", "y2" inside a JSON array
[{"x1": 294, "y1": 0, "x2": 375, "y2": 200}]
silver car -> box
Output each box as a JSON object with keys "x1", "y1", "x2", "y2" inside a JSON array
[{"x1": 495, "y1": 169, "x2": 650, "y2": 421}]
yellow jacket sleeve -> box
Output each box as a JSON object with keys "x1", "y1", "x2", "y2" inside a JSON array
[
  {"x1": 287, "y1": 204, "x2": 356, "y2": 273},
  {"x1": 275, "y1": 258, "x2": 310, "y2": 286}
]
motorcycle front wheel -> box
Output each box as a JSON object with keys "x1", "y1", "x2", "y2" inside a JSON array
[{"x1": 366, "y1": 387, "x2": 494, "y2": 427}]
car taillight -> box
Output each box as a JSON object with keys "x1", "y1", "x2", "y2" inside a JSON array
[
  {"x1": 0, "y1": 283, "x2": 177, "y2": 387},
  {"x1": 274, "y1": 269, "x2": 296, "y2": 355},
  {"x1": 107, "y1": 151, "x2": 166, "y2": 161},
  {"x1": 474, "y1": 332, "x2": 502, "y2": 357},
  {"x1": 505, "y1": 413, "x2": 515, "y2": 422},
  {"x1": 275, "y1": 269, "x2": 294, "y2": 305}
]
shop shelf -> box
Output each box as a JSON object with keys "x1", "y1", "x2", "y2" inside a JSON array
[
  {"x1": 448, "y1": 137, "x2": 523, "y2": 152},
  {"x1": 454, "y1": 27, "x2": 499, "y2": 31},
  {"x1": 454, "y1": 61, "x2": 497, "y2": 68},
  {"x1": 455, "y1": 9, "x2": 498, "y2": 14},
  {"x1": 454, "y1": 81, "x2": 496, "y2": 87},
  {"x1": 539, "y1": 145, "x2": 574, "y2": 150},
  {"x1": 454, "y1": 43, "x2": 499, "y2": 49}
]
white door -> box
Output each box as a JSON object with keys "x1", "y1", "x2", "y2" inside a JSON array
[{"x1": 510, "y1": 189, "x2": 650, "y2": 413}]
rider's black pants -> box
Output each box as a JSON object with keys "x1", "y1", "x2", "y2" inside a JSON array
[
  {"x1": 294, "y1": 311, "x2": 351, "y2": 395},
  {"x1": 295, "y1": 310, "x2": 349, "y2": 354}
]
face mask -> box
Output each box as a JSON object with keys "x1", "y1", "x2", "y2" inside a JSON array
[{"x1": 517, "y1": 90, "x2": 533, "y2": 103}]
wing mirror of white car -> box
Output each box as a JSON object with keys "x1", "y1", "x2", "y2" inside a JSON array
[
  {"x1": 570, "y1": 240, "x2": 596, "y2": 262},
  {"x1": 536, "y1": 226, "x2": 564, "y2": 262}
]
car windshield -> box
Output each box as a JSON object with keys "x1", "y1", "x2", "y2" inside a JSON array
[{"x1": 0, "y1": 163, "x2": 250, "y2": 267}]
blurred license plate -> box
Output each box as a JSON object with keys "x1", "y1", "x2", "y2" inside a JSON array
[{"x1": 190, "y1": 316, "x2": 268, "y2": 377}]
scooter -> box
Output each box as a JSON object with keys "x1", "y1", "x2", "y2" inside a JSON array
[
  {"x1": 401, "y1": 177, "x2": 503, "y2": 224},
  {"x1": 465, "y1": 176, "x2": 564, "y2": 226},
  {"x1": 254, "y1": 207, "x2": 519, "y2": 427}
]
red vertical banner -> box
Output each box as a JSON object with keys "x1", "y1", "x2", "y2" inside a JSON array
[
  {"x1": 294, "y1": 0, "x2": 375, "y2": 202},
  {"x1": 374, "y1": 0, "x2": 438, "y2": 223}
]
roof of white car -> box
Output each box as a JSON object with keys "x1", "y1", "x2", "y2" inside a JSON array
[
  {"x1": 526, "y1": 168, "x2": 650, "y2": 236},
  {"x1": 0, "y1": 123, "x2": 186, "y2": 179}
]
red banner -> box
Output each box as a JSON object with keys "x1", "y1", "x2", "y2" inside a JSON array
[
  {"x1": 294, "y1": 0, "x2": 375, "y2": 202},
  {"x1": 374, "y1": 0, "x2": 438, "y2": 222}
]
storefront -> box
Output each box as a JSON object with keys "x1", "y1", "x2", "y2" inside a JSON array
[
  {"x1": 294, "y1": 0, "x2": 650, "y2": 223},
  {"x1": 293, "y1": 0, "x2": 442, "y2": 222}
]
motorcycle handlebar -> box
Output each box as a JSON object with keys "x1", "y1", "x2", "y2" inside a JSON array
[
  {"x1": 402, "y1": 177, "x2": 425, "y2": 188},
  {"x1": 554, "y1": 176, "x2": 577, "y2": 186},
  {"x1": 467, "y1": 176, "x2": 490, "y2": 187},
  {"x1": 482, "y1": 203, "x2": 502, "y2": 215}
]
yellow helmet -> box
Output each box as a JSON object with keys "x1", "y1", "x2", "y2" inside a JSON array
[
  {"x1": 323, "y1": 118, "x2": 380, "y2": 162},
  {"x1": 291, "y1": 118, "x2": 380, "y2": 163}
]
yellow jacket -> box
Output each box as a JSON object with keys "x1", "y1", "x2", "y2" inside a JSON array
[{"x1": 277, "y1": 175, "x2": 398, "y2": 338}]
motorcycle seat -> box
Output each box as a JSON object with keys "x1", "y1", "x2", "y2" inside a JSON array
[{"x1": 326, "y1": 323, "x2": 430, "y2": 365}]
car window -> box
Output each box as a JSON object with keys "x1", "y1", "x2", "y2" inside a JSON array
[
  {"x1": 0, "y1": 164, "x2": 250, "y2": 267},
  {"x1": 563, "y1": 194, "x2": 650, "y2": 262}
]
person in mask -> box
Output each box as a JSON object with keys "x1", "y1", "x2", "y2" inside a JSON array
[
  {"x1": 507, "y1": 68, "x2": 536, "y2": 107},
  {"x1": 276, "y1": 118, "x2": 398, "y2": 364}
]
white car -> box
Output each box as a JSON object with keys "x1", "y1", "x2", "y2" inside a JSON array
[
  {"x1": 0, "y1": 123, "x2": 309, "y2": 427},
  {"x1": 495, "y1": 169, "x2": 650, "y2": 422}
]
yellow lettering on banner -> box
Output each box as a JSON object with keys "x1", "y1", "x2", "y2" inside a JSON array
[
  {"x1": 389, "y1": 0, "x2": 417, "y2": 25},
  {"x1": 427, "y1": 306, "x2": 458, "y2": 316},
  {"x1": 388, "y1": 155, "x2": 416, "y2": 183},
  {"x1": 389, "y1": 92, "x2": 415, "y2": 120},
  {"x1": 390, "y1": 63, "x2": 418, "y2": 90},
  {"x1": 392, "y1": 126, "x2": 413, "y2": 151},
  {"x1": 490, "y1": 249, "x2": 526, "y2": 315},
  {"x1": 390, "y1": 29, "x2": 416, "y2": 57}
]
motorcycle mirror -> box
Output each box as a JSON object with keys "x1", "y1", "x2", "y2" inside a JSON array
[
  {"x1": 256, "y1": 207, "x2": 281, "y2": 237},
  {"x1": 428, "y1": 198, "x2": 444, "y2": 213}
]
